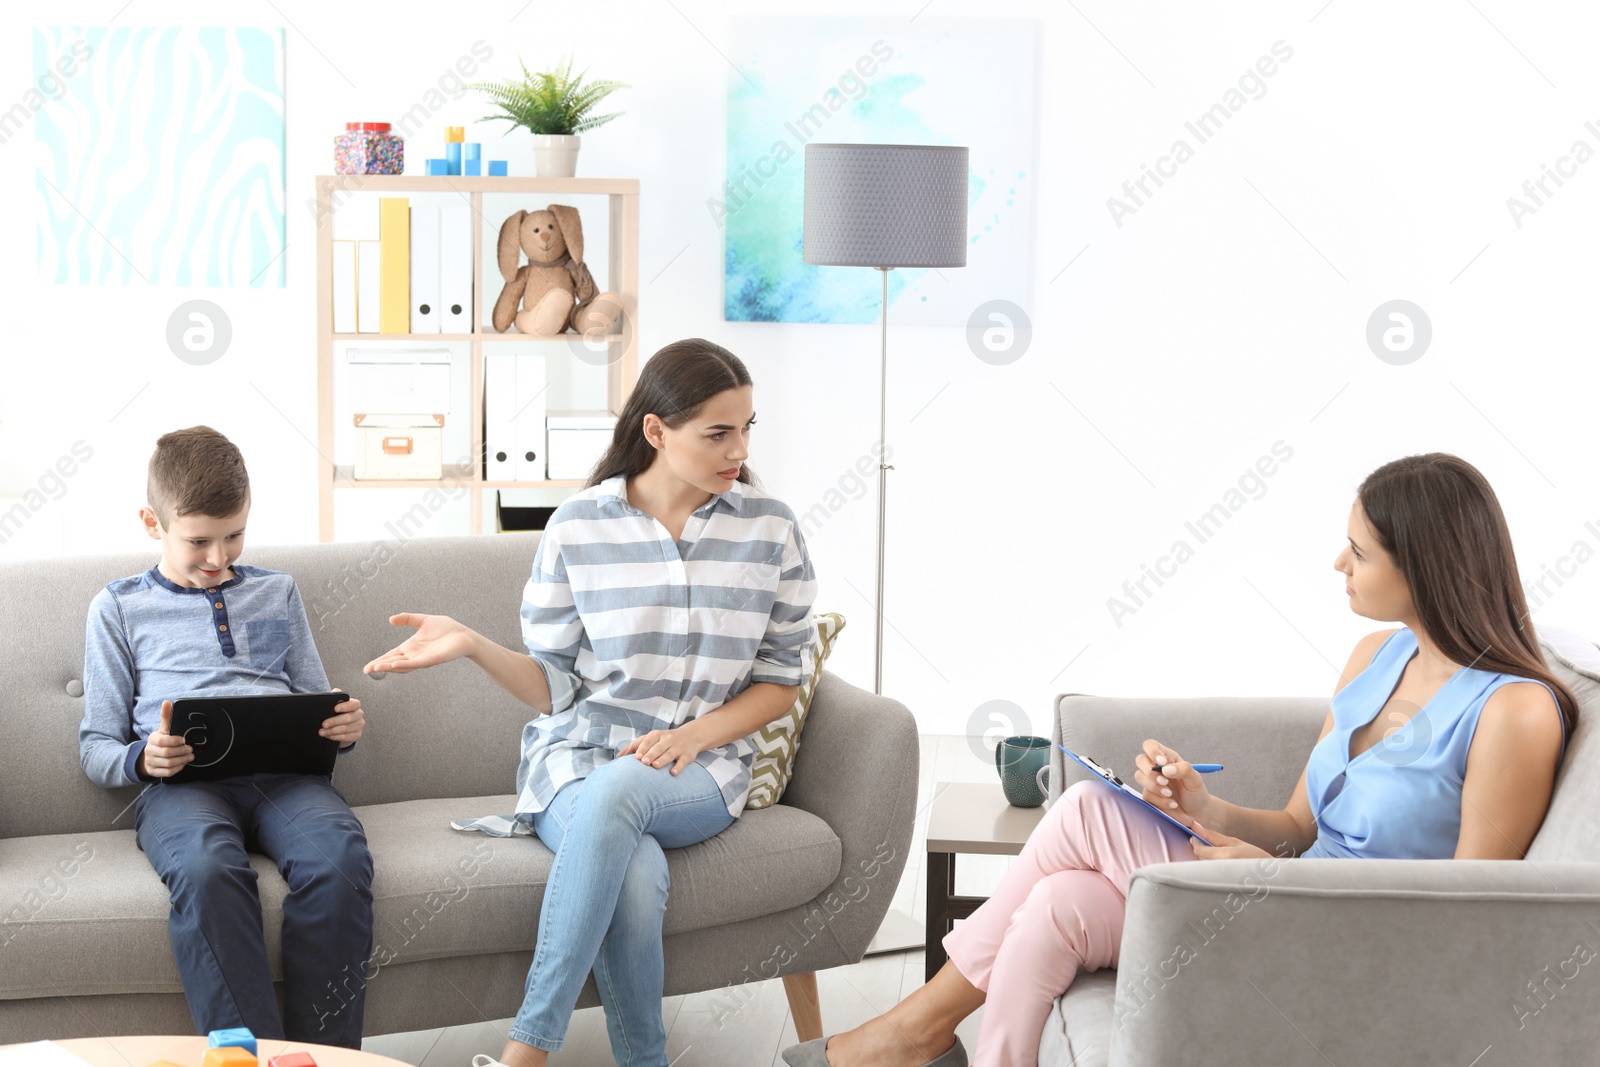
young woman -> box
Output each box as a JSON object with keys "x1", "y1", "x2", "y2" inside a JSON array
[
  {"x1": 363, "y1": 339, "x2": 817, "y2": 1067},
  {"x1": 784, "y1": 452, "x2": 1575, "y2": 1067}
]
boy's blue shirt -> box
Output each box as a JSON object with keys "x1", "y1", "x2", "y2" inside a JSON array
[{"x1": 79, "y1": 563, "x2": 333, "y2": 788}]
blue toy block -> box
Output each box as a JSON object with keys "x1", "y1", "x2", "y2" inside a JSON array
[
  {"x1": 488, "y1": 160, "x2": 507, "y2": 176},
  {"x1": 208, "y1": 1027, "x2": 258, "y2": 1056},
  {"x1": 445, "y1": 142, "x2": 462, "y2": 175},
  {"x1": 463, "y1": 158, "x2": 481, "y2": 176},
  {"x1": 464, "y1": 142, "x2": 481, "y2": 161},
  {"x1": 425, "y1": 158, "x2": 448, "y2": 175}
]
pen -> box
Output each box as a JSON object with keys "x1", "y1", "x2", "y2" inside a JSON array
[{"x1": 1154, "y1": 761, "x2": 1224, "y2": 773}]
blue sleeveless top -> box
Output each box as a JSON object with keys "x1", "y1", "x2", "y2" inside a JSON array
[{"x1": 1301, "y1": 628, "x2": 1562, "y2": 860}]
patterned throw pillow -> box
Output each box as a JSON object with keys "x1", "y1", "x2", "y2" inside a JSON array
[{"x1": 744, "y1": 612, "x2": 845, "y2": 809}]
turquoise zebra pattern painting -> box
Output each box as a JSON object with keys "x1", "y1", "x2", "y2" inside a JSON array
[{"x1": 33, "y1": 26, "x2": 286, "y2": 287}]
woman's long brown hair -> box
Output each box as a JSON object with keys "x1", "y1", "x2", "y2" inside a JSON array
[
  {"x1": 588, "y1": 338, "x2": 756, "y2": 488},
  {"x1": 1359, "y1": 453, "x2": 1578, "y2": 741}
]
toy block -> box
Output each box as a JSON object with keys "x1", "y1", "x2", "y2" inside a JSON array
[
  {"x1": 463, "y1": 158, "x2": 481, "y2": 176},
  {"x1": 464, "y1": 142, "x2": 481, "y2": 161},
  {"x1": 425, "y1": 159, "x2": 448, "y2": 175},
  {"x1": 444, "y1": 126, "x2": 464, "y2": 142},
  {"x1": 201, "y1": 1049, "x2": 257, "y2": 1067},
  {"x1": 488, "y1": 161, "x2": 507, "y2": 176},
  {"x1": 266, "y1": 1055, "x2": 318, "y2": 1067},
  {"x1": 208, "y1": 1028, "x2": 258, "y2": 1055},
  {"x1": 445, "y1": 142, "x2": 462, "y2": 175}
]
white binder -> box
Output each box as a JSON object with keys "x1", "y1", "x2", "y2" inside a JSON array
[
  {"x1": 513, "y1": 353, "x2": 548, "y2": 480},
  {"x1": 484, "y1": 353, "x2": 516, "y2": 481},
  {"x1": 439, "y1": 202, "x2": 473, "y2": 334},
  {"x1": 332, "y1": 241, "x2": 357, "y2": 334},
  {"x1": 409, "y1": 205, "x2": 441, "y2": 334},
  {"x1": 356, "y1": 241, "x2": 381, "y2": 334}
]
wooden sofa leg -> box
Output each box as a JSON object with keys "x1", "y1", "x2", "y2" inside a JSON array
[{"x1": 783, "y1": 971, "x2": 823, "y2": 1043}]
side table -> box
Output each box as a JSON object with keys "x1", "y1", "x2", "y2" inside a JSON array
[{"x1": 924, "y1": 781, "x2": 1047, "y2": 981}]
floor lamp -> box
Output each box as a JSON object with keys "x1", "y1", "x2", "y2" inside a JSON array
[
  {"x1": 803, "y1": 144, "x2": 968, "y2": 957},
  {"x1": 802, "y1": 143, "x2": 969, "y2": 697}
]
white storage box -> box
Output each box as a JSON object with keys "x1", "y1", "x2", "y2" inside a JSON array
[
  {"x1": 353, "y1": 414, "x2": 444, "y2": 480},
  {"x1": 346, "y1": 348, "x2": 452, "y2": 415},
  {"x1": 547, "y1": 411, "x2": 618, "y2": 480}
]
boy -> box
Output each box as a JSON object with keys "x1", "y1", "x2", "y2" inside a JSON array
[{"x1": 78, "y1": 426, "x2": 374, "y2": 1046}]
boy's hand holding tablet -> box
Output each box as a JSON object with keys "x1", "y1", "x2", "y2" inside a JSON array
[
  {"x1": 319, "y1": 689, "x2": 365, "y2": 748},
  {"x1": 137, "y1": 700, "x2": 194, "y2": 779}
]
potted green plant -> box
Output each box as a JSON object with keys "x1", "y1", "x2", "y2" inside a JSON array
[{"x1": 472, "y1": 56, "x2": 628, "y2": 177}]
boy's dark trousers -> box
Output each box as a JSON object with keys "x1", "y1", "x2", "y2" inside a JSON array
[{"x1": 134, "y1": 772, "x2": 375, "y2": 1047}]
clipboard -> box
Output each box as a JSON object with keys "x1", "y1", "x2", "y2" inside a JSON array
[{"x1": 1058, "y1": 744, "x2": 1216, "y2": 846}]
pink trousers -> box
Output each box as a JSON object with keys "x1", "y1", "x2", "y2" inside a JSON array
[{"x1": 941, "y1": 780, "x2": 1198, "y2": 1067}]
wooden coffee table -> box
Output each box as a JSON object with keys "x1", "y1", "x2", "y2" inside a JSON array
[
  {"x1": 924, "y1": 781, "x2": 1048, "y2": 981},
  {"x1": 0, "y1": 1035, "x2": 411, "y2": 1066}
]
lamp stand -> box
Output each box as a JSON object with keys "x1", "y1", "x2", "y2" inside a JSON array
[{"x1": 873, "y1": 266, "x2": 893, "y2": 697}]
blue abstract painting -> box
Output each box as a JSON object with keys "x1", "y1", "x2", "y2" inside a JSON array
[
  {"x1": 34, "y1": 26, "x2": 287, "y2": 287},
  {"x1": 722, "y1": 17, "x2": 1036, "y2": 325}
]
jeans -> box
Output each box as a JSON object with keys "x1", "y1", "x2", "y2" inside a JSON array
[
  {"x1": 134, "y1": 773, "x2": 375, "y2": 1047},
  {"x1": 510, "y1": 756, "x2": 736, "y2": 1065}
]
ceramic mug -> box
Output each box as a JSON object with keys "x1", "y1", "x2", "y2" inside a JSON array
[{"x1": 995, "y1": 735, "x2": 1051, "y2": 808}]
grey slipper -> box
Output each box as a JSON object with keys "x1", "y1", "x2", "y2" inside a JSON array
[{"x1": 780, "y1": 1035, "x2": 967, "y2": 1067}]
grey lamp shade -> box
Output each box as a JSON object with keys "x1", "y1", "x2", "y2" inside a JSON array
[{"x1": 802, "y1": 143, "x2": 969, "y2": 268}]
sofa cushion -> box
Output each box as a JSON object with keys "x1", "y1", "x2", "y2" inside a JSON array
[
  {"x1": 1041, "y1": 969, "x2": 1115, "y2": 1067},
  {"x1": 746, "y1": 612, "x2": 845, "y2": 810},
  {"x1": 1528, "y1": 626, "x2": 1600, "y2": 862},
  {"x1": 0, "y1": 829, "x2": 173, "y2": 998},
  {"x1": 0, "y1": 795, "x2": 841, "y2": 999}
]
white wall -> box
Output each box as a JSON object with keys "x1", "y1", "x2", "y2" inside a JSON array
[{"x1": 3, "y1": 1, "x2": 1597, "y2": 753}]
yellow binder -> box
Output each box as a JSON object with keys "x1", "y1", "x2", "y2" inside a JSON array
[{"x1": 378, "y1": 197, "x2": 410, "y2": 334}]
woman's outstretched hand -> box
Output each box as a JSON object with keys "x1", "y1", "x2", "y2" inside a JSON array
[
  {"x1": 1132, "y1": 738, "x2": 1218, "y2": 831},
  {"x1": 1189, "y1": 821, "x2": 1272, "y2": 860},
  {"x1": 364, "y1": 613, "x2": 478, "y2": 675}
]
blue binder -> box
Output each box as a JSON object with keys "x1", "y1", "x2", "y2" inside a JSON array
[{"x1": 1057, "y1": 744, "x2": 1216, "y2": 846}]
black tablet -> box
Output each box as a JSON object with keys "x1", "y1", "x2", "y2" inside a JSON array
[{"x1": 164, "y1": 692, "x2": 347, "y2": 784}]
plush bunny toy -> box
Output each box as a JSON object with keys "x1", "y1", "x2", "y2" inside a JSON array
[{"x1": 491, "y1": 204, "x2": 622, "y2": 336}]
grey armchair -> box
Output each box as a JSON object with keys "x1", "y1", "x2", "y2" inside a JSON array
[{"x1": 1038, "y1": 630, "x2": 1600, "y2": 1066}]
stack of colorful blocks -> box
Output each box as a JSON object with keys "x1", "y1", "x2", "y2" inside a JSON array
[
  {"x1": 202, "y1": 1027, "x2": 257, "y2": 1065},
  {"x1": 143, "y1": 1029, "x2": 319, "y2": 1067},
  {"x1": 424, "y1": 126, "x2": 507, "y2": 176}
]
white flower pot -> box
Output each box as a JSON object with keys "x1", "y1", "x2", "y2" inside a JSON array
[{"x1": 531, "y1": 134, "x2": 581, "y2": 177}]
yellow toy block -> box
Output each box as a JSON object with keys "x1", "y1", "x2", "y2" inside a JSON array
[
  {"x1": 444, "y1": 126, "x2": 465, "y2": 142},
  {"x1": 201, "y1": 1048, "x2": 258, "y2": 1067}
]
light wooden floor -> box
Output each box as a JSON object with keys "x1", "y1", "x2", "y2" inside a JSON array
[{"x1": 362, "y1": 735, "x2": 1018, "y2": 1067}]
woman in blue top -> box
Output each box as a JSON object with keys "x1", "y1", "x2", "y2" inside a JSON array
[
  {"x1": 364, "y1": 339, "x2": 818, "y2": 1067},
  {"x1": 786, "y1": 452, "x2": 1576, "y2": 1067}
]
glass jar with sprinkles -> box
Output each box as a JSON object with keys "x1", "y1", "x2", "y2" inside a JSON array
[{"x1": 334, "y1": 122, "x2": 404, "y2": 175}]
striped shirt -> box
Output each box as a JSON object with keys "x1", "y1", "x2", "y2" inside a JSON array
[{"x1": 510, "y1": 474, "x2": 817, "y2": 818}]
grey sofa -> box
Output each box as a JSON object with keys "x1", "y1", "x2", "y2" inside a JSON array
[
  {"x1": 0, "y1": 533, "x2": 918, "y2": 1045},
  {"x1": 1041, "y1": 627, "x2": 1600, "y2": 1066}
]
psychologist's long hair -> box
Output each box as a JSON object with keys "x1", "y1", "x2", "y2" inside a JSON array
[
  {"x1": 588, "y1": 338, "x2": 757, "y2": 487},
  {"x1": 1359, "y1": 453, "x2": 1578, "y2": 741}
]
